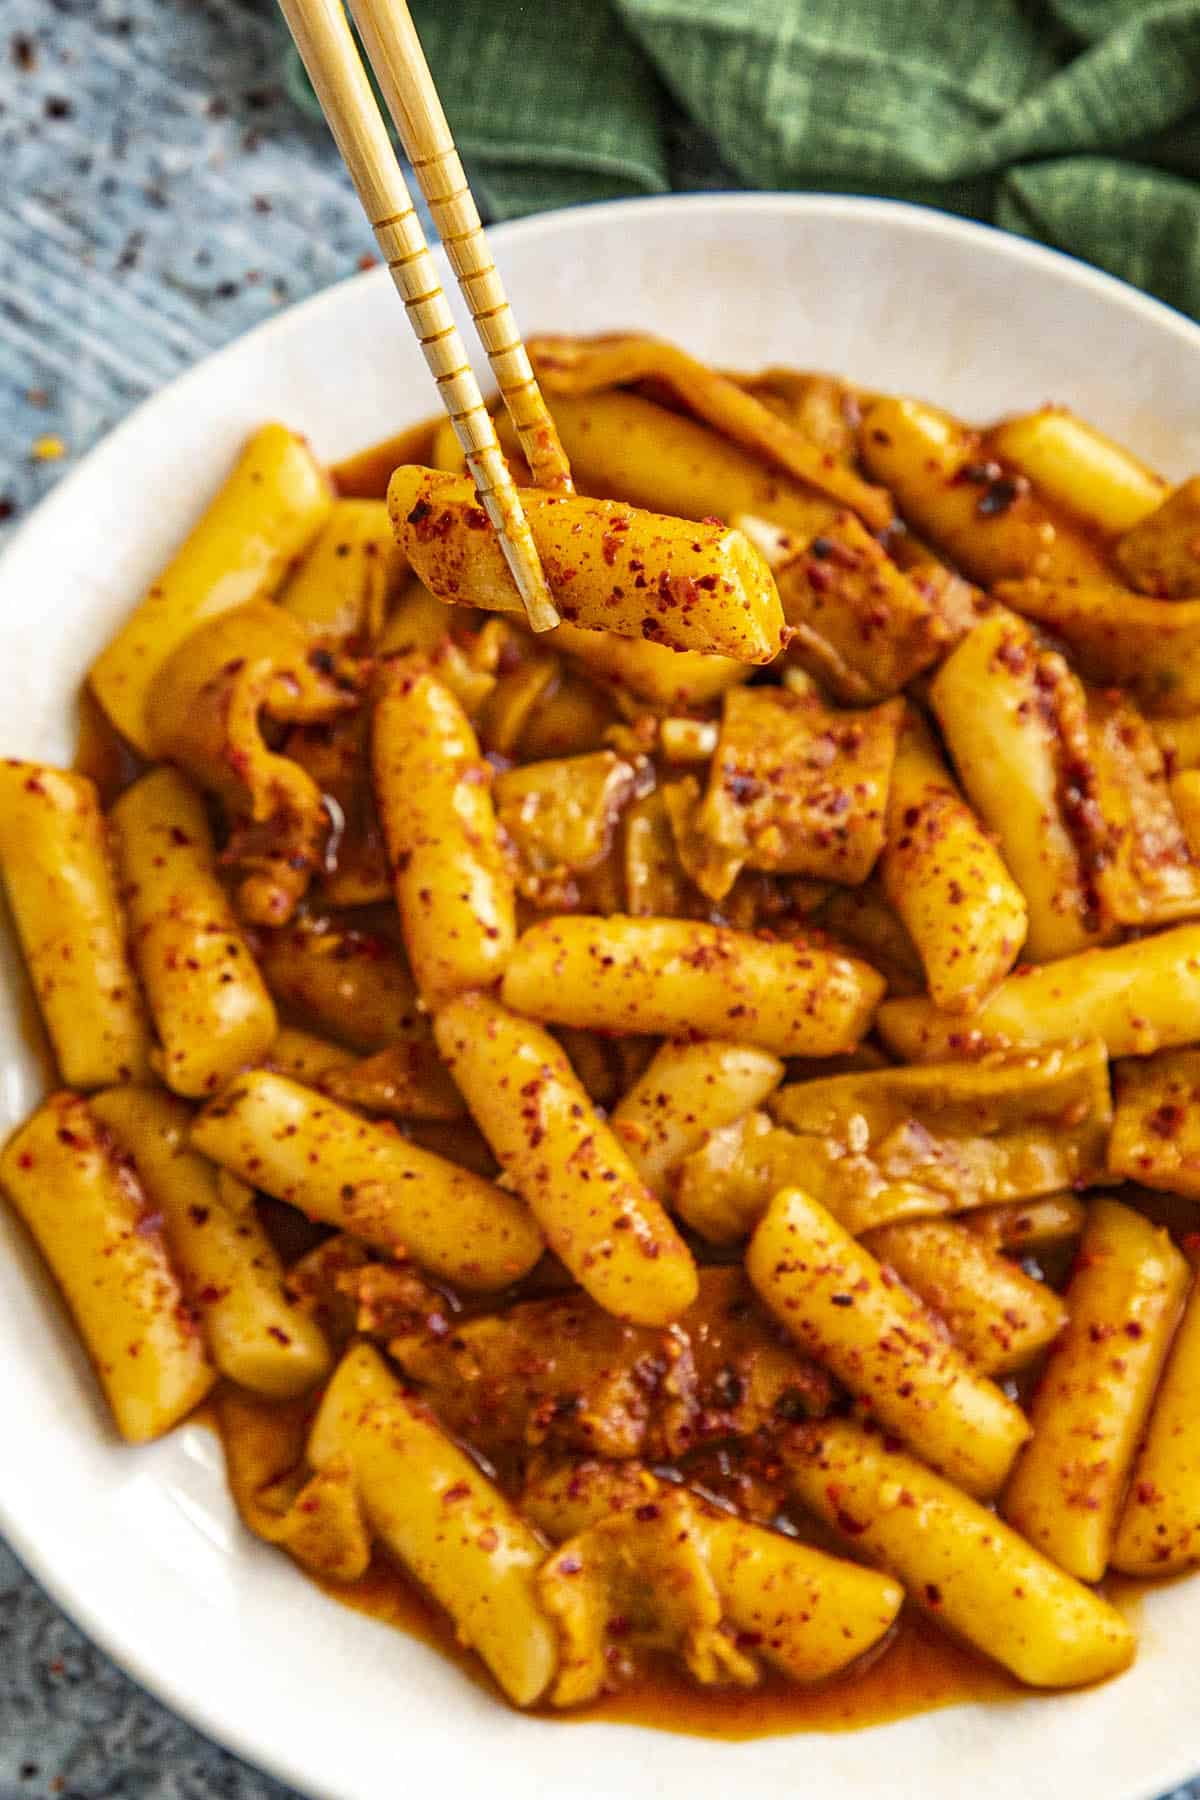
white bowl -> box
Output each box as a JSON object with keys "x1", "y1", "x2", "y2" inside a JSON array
[{"x1": 2, "y1": 194, "x2": 1199, "y2": 1800}]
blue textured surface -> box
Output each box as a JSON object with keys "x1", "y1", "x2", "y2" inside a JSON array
[
  {"x1": 0, "y1": 3, "x2": 1196, "y2": 1797},
  {"x1": 0, "y1": 0, "x2": 376, "y2": 542}
]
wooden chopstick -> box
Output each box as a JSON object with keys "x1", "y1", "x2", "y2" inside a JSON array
[
  {"x1": 347, "y1": 0, "x2": 574, "y2": 497},
  {"x1": 276, "y1": 0, "x2": 560, "y2": 632}
]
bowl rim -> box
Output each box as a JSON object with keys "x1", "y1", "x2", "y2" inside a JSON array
[
  {"x1": 4, "y1": 188, "x2": 1200, "y2": 1800},
  {"x1": 4, "y1": 190, "x2": 1199, "y2": 604}
]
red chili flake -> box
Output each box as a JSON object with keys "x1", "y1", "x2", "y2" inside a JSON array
[
  {"x1": 724, "y1": 771, "x2": 764, "y2": 805},
  {"x1": 659, "y1": 571, "x2": 699, "y2": 613},
  {"x1": 977, "y1": 475, "x2": 1027, "y2": 518},
  {"x1": 1148, "y1": 1102, "x2": 1186, "y2": 1139},
  {"x1": 711, "y1": 1366, "x2": 745, "y2": 1408},
  {"x1": 993, "y1": 634, "x2": 1028, "y2": 676}
]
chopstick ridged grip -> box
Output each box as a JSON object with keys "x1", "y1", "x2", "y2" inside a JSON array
[
  {"x1": 347, "y1": 0, "x2": 573, "y2": 496},
  {"x1": 275, "y1": 0, "x2": 559, "y2": 632}
]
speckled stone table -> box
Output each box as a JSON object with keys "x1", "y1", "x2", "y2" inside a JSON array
[
  {"x1": 0, "y1": 4, "x2": 1196, "y2": 1798},
  {"x1": 0, "y1": 0, "x2": 378, "y2": 545}
]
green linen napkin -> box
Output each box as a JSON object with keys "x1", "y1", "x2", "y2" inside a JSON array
[{"x1": 285, "y1": 0, "x2": 1200, "y2": 316}]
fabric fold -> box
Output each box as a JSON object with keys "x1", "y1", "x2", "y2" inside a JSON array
[{"x1": 284, "y1": 0, "x2": 1200, "y2": 315}]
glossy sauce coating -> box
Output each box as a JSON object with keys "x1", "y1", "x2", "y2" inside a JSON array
[
  {"x1": 322, "y1": 1546, "x2": 1020, "y2": 1736},
  {"x1": 0, "y1": 760, "x2": 151, "y2": 1087},
  {"x1": 389, "y1": 467, "x2": 785, "y2": 663},
  {"x1": 90, "y1": 423, "x2": 331, "y2": 754},
  {"x1": 501, "y1": 915, "x2": 885, "y2": 1057},
  {"x1": 111, "y1": 767, "x2": 277, "y2": 1096},
  {"x1": 1, "y1": 1093, "x2": 214, "y2": 1441},
  {"x1": 435, "y1": 993, "x2": 698, "y2": 1325},
  {"x1": 192, "y1": 1069, "x2": 543, "y2": 1289},
  {"x1": 1003, "y1": 1198, "x2": 1189, "y2": 1580},
  {"x1": 880, "y1": 710, "x2": 1027, "y2": 1010},
  {"x1": 748, "y1": 1188, "x2": 1030, "y2": 1497},
  {"x1": 786, "y1": 1418, "x2": 1134, "y2": 1688},
  {"x1": 372, "y1": 655, "x2": 516, "y2": 1005}
]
